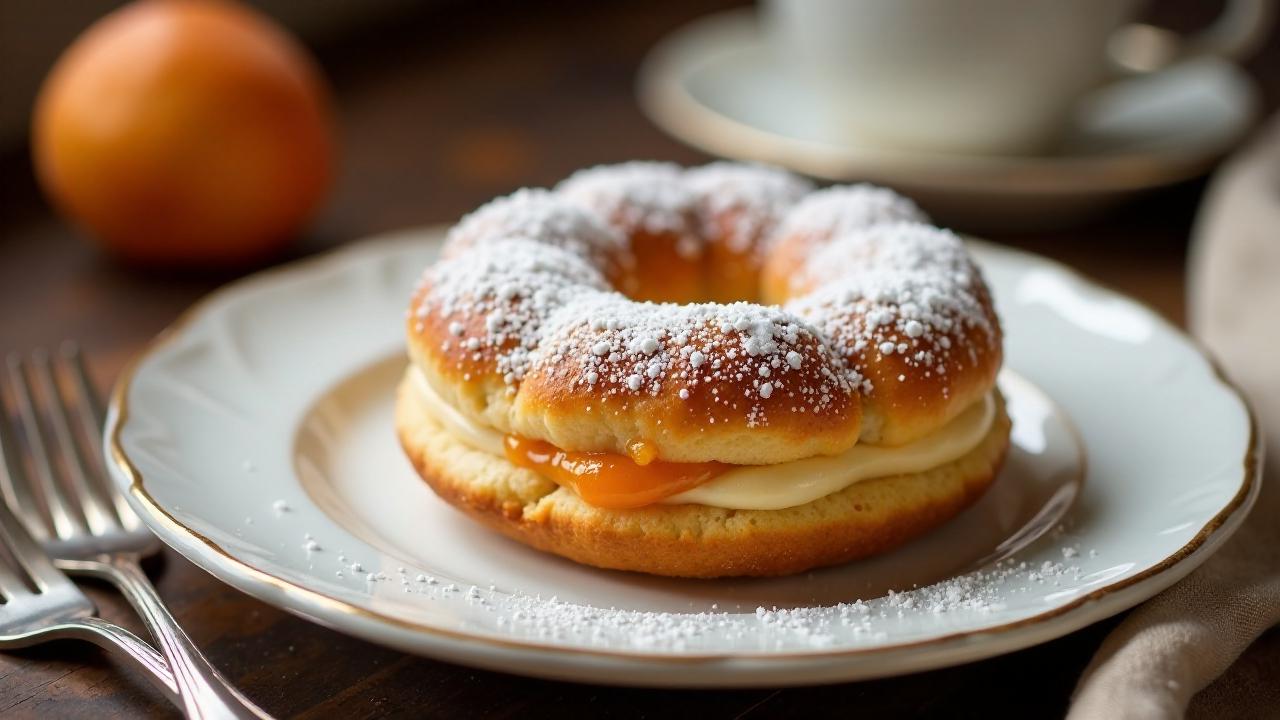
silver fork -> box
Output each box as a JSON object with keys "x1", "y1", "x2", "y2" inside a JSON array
[
  {"x1": 0, "y1": 495, "x2": 178, "y2": 702},
  {"x1": 1, "y1": 345, "x2": 269, "y2": 719}
]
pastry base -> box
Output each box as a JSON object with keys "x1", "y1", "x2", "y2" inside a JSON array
[{"x1": 395, "y1": 373, "x2": 1011, "y2": 578}]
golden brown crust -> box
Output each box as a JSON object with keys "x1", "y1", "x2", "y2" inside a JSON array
[
  {"x1": 395, "y1": 375, "x2": 1011, "y2": 578},
  {"x1": 773, "y1": 223, "x2": 1003, "y2": 446},
  {"x1": 701, "y1": 210, "x2": 766, "y2": 303},
  {"x1": 803, "y1": 287, "x2": 1003, "y2": 446},
  {"x1": 406, "y1": 163, "x2": 1001, "y2": 462},
  {"x1": 614, "y1": 227, "x2": 705, "y2": 304},
  {"x1": 406, "y1": 260, "x2": 866, "y2": 465}
]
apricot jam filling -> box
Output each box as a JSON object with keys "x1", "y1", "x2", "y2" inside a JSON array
[{"x1": 503, "y1": 436, "x2": 728, "y2": 509}]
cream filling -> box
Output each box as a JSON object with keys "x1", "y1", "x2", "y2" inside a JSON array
[{"x1": 409, "y1": 367, "x2": 995, "y2": 510}]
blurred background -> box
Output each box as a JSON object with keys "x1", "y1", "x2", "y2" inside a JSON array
[{"x1": 3, "y1": 0, "x2": 1274, "y2": 397}]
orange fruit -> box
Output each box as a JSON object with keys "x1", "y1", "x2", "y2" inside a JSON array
[{"x1": 32, "y1": 0, "x2": 335, "y2": 266}]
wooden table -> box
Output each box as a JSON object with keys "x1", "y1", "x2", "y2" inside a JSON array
[{"x1": 2, "y1": 1, "x2": 1276, "y2": 716}]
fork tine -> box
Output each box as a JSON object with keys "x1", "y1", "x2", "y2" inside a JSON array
[
  {"x1": 61, "y1": 342, "x2": 139, "y2": 530},
  {"x1": 6, "y1": 353, "x2": 84, "y2": 540},
  {"x1": 62, "y1": 342, "x2": 105, "y2": 438},
  {"x1": 33, "y1": 350, "x2": 115, "y2": 536},
  {"x1": 0, "y1": 495, "x2": 69, "y2": 596},
  {"x1": 0, "y1": 363, "x2": 55, "y2": 543},
  {"x1": 0, "y1": 541, "x2": 30, "y2": 601}
]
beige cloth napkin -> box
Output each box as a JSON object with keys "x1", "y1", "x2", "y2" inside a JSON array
[{"x1": 1067, "y1": 116, "x2": 1280, "y2": 718}]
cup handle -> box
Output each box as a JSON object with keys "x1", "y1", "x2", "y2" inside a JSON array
[{"x1": 1109, "y1": 0, "x2": 1275, "y2": 73}]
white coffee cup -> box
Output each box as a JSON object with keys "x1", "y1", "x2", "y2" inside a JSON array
[{"x1": 765, "y1": 0, "x2": 1273, "y2": 155}]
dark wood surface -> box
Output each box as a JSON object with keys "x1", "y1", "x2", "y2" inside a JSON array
[{"x1": 2, "y1": 1, "x2": 1277, "y2": 717}]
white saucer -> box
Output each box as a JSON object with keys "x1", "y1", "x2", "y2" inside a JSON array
[
  {"x1": 638, "y1": 10, "x2": 1261, "y2": 229},
  {"x1": 106, "y1": 227, "x2": 1258, "y2": 687}
]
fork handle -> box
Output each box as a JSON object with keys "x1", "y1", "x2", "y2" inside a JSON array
[
  {"x1": 4, "y1": 616, "x2": 180, "y2": 702},
  {"x1": 70, "y1": 554, "x2": 272, "y2": 720}
]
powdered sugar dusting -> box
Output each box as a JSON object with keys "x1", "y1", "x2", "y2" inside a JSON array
[
  {"x1": 445, "y1": 188, "x2": 631, "y2": 276},
  {"x1": 413, "y1": 162, "x2": 999, "y2": 451},
  {"x1": 460, "y1": 544, "x2": 1087, "y2": 652},
  {"x1": 774, "y1": 184, "x2": 927, "y2": 242},
  {"x1": 289, "y1": 494, "x2": 1090, "y2": 651},
  {"x1": 684, "y1": 162, "x2": 814, "y2": 255},
  {"x1": 418, "y1": 235, "x2": 856, "y2": 425},
  {"x1": 415, "y1": 239, "x2": 610, "y2": 387},
  {"x1": 248, "y1": 482, "x2": 1096, "y2": 650},
  {"x1": 531, "y1": 297, "x2": 857, "y2": 423},
  {"x1": 316, "y1": 536, "x2": 1090, "y2": 653},
  {"x1": 788, "y1": 222, "x2": 997, "y2": 384},
  {"x1": 557, "y1": 161, "x2": 703, "y2": 259}
]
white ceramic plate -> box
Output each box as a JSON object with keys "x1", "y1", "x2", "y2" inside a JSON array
[
  {"x1": 107, "y1": 227, "x2": 1259, "y2": 687},
  {"x1": 637, "y1": 10, "x2": 1261, "y2": 229}
]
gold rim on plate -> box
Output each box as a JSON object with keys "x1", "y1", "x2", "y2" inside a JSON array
[{"x1": 106, "y1": 232, "x2": 1262, "y2": 664}]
